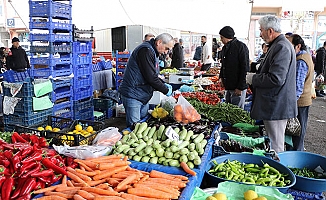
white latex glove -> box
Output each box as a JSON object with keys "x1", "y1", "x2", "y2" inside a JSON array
[{"x1": 246, "y1": 73, "x2": 255, "y2": 85}]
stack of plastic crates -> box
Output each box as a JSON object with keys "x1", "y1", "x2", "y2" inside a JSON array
[
  {"x1": 72, "y1": 41, "x2": 94, "y2": 120},
  {"x1": 29, "y1": 0, "x2": 73, "y2": 118},
  {"x1": 115, "y1": 50, "x2": 130, "y2": 90},
  {"x1": 2, "y1": 78, "x2": 52, "y2": 131},
  {"x1": 93, "y1": 98, "x2": 114, "y2": 121}
]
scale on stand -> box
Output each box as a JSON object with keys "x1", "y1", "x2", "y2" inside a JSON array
[{"x1": 168, "y1": 68, "x2": 195, "y2": 84}]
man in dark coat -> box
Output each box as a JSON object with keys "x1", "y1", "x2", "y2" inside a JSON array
[
  {"x1": 171, "y1": 38, "x2": 184, "y2": 69},
  {"x1": 219, "y1": 26, "x2": 249, "y2": 109},
  {"x1": 6, "y1": 37, "x2": 30, "y2": 72}
]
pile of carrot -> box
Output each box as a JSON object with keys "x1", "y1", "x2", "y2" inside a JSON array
[{"x1": 33, "y1": 154, "x2": 189, "y2": 200}]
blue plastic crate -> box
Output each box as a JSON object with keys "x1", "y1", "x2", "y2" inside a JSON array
[
  {"x1": 73, "y1": 106, "x2": 94, "y2": 120},
  {"x1": 2, "y1": 77, "x2": 34, "y2": 97},
  {"x1": 287, "y1": 188, "x2": 325, "y2": 200},
  {"x1": 4, "y1": 124, "x2": 16, "y2": 132},
  {"x1": 29, "y1": 20, "x2": 72, "y2": 31},
  {"x1": 30, "y1": 54, "x2": 71, "y2": 66},
  {"x1": 3, "y1": 108, "x2": 52, "y2": 126},
  {"x1": 2, "y1": 70, "x2": 30, "y2": 83},
  {"x1": 72, "y1": 85, "x2": 93, "y2": 101},
  {"x1": 73, "y1": 97, "x2": 93, "y2": 112},
  {"x1": 51, "y1": 86, "x2": 72, "y2": 102},
  {"x1": 73, "y1": 64, "x2": 92, "y2": 77},
  {"x1": 92, "y1": 63, "x2": 102, "y2": 72},
  {"x1": 52, "y1": 78, "x2": 72, "y2": 90},
  {"x1": 29, "y1": 1, "x2": 72, "y2": 19},
  {"x1": 98, "y1": 60, "x2": 112, "y2": 70},
  {"x1": 30, "y1": 43, "x2": 72, "y2": 54},
  {"x1": 72, "y1": 52, "x2": 92, "y2": 65},
  {"x1": 13, "y1": 97, "x2": 33, "y2": 113},
  {"x1": 73, "y1": 75, "x2": 92, "y2": 89},
  {"x1": 53, "y1": 100, "x2": 72, "y2": 113},
  {"x1": 30, "y1": 65, "x2": 73, "y2": 78},
  {"x1": 30, "y1": 33, "x2": 72, "y2": 42},
  {"x1": 72, "y1": 41, "x2": 92, "y2": 53}
]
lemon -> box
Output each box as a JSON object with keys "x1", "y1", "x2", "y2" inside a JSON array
[
  {"x1": 253, "y1": 197, "x2": 267, "y2": 200},
  {"x1": 206, "y1": 196, "x2": 217, "y2": 200},
  {"x1": 37, "y1": 127, "x2": 44, "y2": 131},
  {"x1": 45, "y1": 125, "x2": 52, "y2": 131},
  {"x1": 244, "y1": 190, "x2": 258, "y2": 200},
  {"x1": 73, "y1": 130, "x2": 78, "y2": 133},
  {"x1": 67, "y1": 131, "x2": 74, "y2": 134},
  {"x1": 91, "y1": 130, "x2": 96, "y2": 134},
  {"x1": 86, "y1": 126, "x2": 94, "y2": 133},
  {"x1": 122, "y1": 130, "x2": 130, "y2": 135},
  {"x1": 75, "y1": 124, "x2": 83, "y2": 132},
  {"x1": 212, "y1": 193, "x2": 227, "y2": 200},
  {"x1": 52, "y1": 128, "x2": 60, "y2": 132}
]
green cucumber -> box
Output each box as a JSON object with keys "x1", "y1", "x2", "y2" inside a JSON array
[
  {"x1": 142, "y1": 127, "x2": 151, "y2": 137},
  {"x1": 193, "y1": 133, "x2": 205, "y2": 144},
  {"x1": 147, "y1": 126, "x2": 157, "y2": 138},
  {"x1": 185, "y1": 130, "x2": 194, "y2": 141},
  {"x1": 135, "y1": 142, "x2": 147, "y2": 153}
]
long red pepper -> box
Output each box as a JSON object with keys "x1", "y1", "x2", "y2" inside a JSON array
[
  {"x1": 0, "y1": 175, "x2": 6, "y2": 188},
  {"x1": 41, "y1": 158, "x2": 68, "y2": 175},
  {"x1": 21, "y1": 163, "x2": 41, "y2": 179},
  {"x1": 1, "y1": 176, "x2": 14, "y2": 200},
  {"x1": 31, "y1": 169, "x2": 54, "y2": 177},
  {"x1": 19, "y1": 178, "x2": 37, "y2": 196},
  {"x1": 11, "y1": 132, "x2": 27, "y2": 143},
  {"x1": 10, "y1": 177, "x2": 27, "y2": 199},
  {"x1": 21, "y1": 151, "x2": 43, "y2": 164}
]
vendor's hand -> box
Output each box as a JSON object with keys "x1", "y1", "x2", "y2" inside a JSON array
[
  {"x1": 165, "y1": 83, "x2": 173, "y2": 96},
  {"x1": 234, "y1": 89, "x2": 242, "y2": 96},
  {"x1": 246, "y1": 73, "x2": 255, "y2": 85}
]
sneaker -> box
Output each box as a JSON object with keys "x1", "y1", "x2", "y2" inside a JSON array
[
  {"x1": 321, "y1": 90, "x2": 325, "y2": 95},
  {"x1": 316, "y1": 91, "x2": 325, "y2": 97}
]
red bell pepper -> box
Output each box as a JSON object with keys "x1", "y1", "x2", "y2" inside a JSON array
[
  {"x1": 41, "y1": 158, "x2": 67, "y2": 176},
  {"x1": 11, "y1": 132, "x2": 27, "y2": 143},
  {"x1": 19, "y1": 178, "x2": 37, "y2": 196},
  {"x1": 1, "y1": 176, "x2": 14, "y2": 200}
]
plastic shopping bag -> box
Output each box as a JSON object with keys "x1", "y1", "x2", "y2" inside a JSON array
[{"x1": 174, "y1": 95, "x2": 201, "y2": 124}]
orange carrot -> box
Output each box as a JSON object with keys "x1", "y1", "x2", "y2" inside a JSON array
[
  {"x1": 116, "y1": 173, "x2": 137, "y2": 190},
  {"x1": 180, "y1": 161, "x2": 196, "y2": 176},
  {"x1": 67, "y1": 171, "x2": 89, "y2": 186},
  {"x1": 80, "y1": 165, "x2": 85, "y2": 171},
  {"x1": 67, "y1": 180, "x2": 74, "y2": 187},
  {"x1": 33, "y1": 184, "x2": 61, "y2": 194},
  {"x1": 86, "y1": 155, "x2": 122, "y2": 161},
  {"x1": 147, "y1": 178, "x2": 186, "y2": 188},
  {"x1": 113, "y1": 160, "x2": 131, "y2": 167},
  {"x1": 33, "y1": 197, "x2": 52, "y2": 200},
  {"x1": 34, "y1": 196, "x2": 68, "y2": 200},
  {"x1": 44, "y1": 191, "x2": 73, "y2": 199},
  {"x1": 140, "y1": 181, "x2": 179, "y2": 189},
  {"x1": 67, "y1": 167, "x2": 92, "y2": 182},
  {"x1": 93, "y1": 166, "x2": 128, "y2": 180},
  {"x1": 73, "y1": 194, "x2": 86, "y2": 200},
  {"x1": 78, "y1": 190, "x2": 95, "y2": 200},
  {"x1": 114, "y1": 184, "x2": 132, "y2": 192},
  {"x1": 149, "y1": 170, "x2": 181, "y2": 181},
  {"x1": 123, "y1": 155, "x2": 128, "y2": 161},
  {"x1": 138, "y1": 174, "x2": 149, "y2": 183},
  {"x1": 94, "y1": 196, "x2": 125, "y2": 200},
  {"x1": 57, "y1": 189, "x2": 79, "y2": 196},
  {"x1": 134, "y1": 183, "x2": 180, "y2": 197},
  {"x1": 81, "y1": 187, "x2": 120, "y2": 196},
  {"x1": 171, "y1": 174, "x2": 189, "y2": 181},
  {"x1": 95, "y1": 183, "x2": 110, "y2": 190},
  {"x1": 75, "y1": 159, "x2": 99, "y2": 169},
  {"x1": 87, "y1": 179, "x2": 107, "y2": 187},
  {"x1": 75, "y1": 169, "x2": 99, "y2": 176},
  {"x1": 127, "y1": 187, "x2": 175, "y2": 199},
  {"x1": 98, "y1": 163, "x2": 115, "y2": 170},
  {"x1": 56, "y1": 187, "x2": 81, "y2": 192},
  {"x1": 77, "y1": 161, "x2": 94, "y2": 172},
  {"x1": 62, "y1": 175, "x2": 67, "y2": 186},
  {"x1": 121, "y1": 193, "x2": 169, "y2": 200}
]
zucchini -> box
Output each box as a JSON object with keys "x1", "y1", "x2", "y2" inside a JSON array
[
  {"x1": 130, "y1": 132, "x2": 139, "y2": 142},
  {"x1": 187, "y1": 161, "x2": 195, "y2": 169},
  {"x1": 121, "y1": 135, "x2": 129, "y2": 144},
  {"x1": 156, "y1": 148, "x2": 164, "y2": 157},
  {"x1": 153, "y1": 130, "x2": 158, "y2": 141},
  {"x1": 185, "y1": 130, "x2": 194, "y2": 141},
  {"x1": 173, "y1": 127, "x2": 180, "y2": 135},
  {"x1": 196, "y1": 142, "x2": 202, "y2": 151},
  {"x1": 146, "y1": 138, "x2": 154, "y2": 146},
  {"x1": 142, "y1": 127, "x2": 151, "y2": 137},
  {"x1": 137, "y1": 122, "x2": 148, "y2": 135},
  {"x1": 126, "y1": 138, "x2": 136, "y2": 145},
  {"x1": 179, "y1": 148, "x2": 189, "y2": 155},
  {"x1": 130, "y1": 142, "x2": 139, "y2": 148},
  {"x1": 148, "y1": 150, "x2": 156, "y2": 158},
  {"x1": 128, "y1": 149, "x2": 137, "y2": 156},
  {"x1": 173, "y1": 153, "x2": 181, "y2": 159},
  {"x1": 141, "y1": 156, "x2": 150, "y2": 163},
  {"x1": 147, "y1": 126, "x2": 157, "y2": 138},
  {"x1": 133, "y1": 155, "x2": 141, "y2": 162},
  {"x1": 157, "y1": 125, "x2": 165, "y2": 140},
  {"x1": 115, "y1": 141, "x2": 122, "y2": 147},
  {"x1": 179, "y1": 129, "x2": 187, "y2": 141},
  {"x1": 135, "y1": 142, "x2": 147, "y2": 153},
  {"x1": 179, "y1": 155, "x2": 188, "y2": 163},
  {"x1": 194, "y1": 158, "x2": 202, "y2": 165},
  {"x1": 116, "y1": 144, "x2": 130, "y2": 153},
  {"x1": 158, "y1": 157, "x2": 166, "y2": 164},
  {"x1": 170, "y1": 145, "x2": 179, "y2": 153},
  {"x1": 143, "y1": 136, "x2": 149, "y2": 142},
  {"x1": 193, "y1": 133, "x2": 205, "y2": 144},
  {"x1": 149, "y1": 157, "x2": 158, "y2": 164},
  {"x1": 201, "y1": 139, "x2": 208, "y2": 148},
  {"x1": 169, "y1": 159, "x2": 179, "y2": 167},
  {"x1": 188, "y1": 152, "x2": 196, "y2": 161},
  {"x1": 162, "y1": 139, "x2": 172, "y2": 148},
  {"x1": 164, "y1": 151, "x2": 173, "y2": 159},
  {"x1": 152, "y1": 140, "x2": 161, "y2": 149},
  {"x1": 163, "y1": 158, "x2": 172, "y2": 166},
  {"x1": 189, "y1": 143, "x2": 196, "y2": 151},
  {"x1": 144, "y1": 146, "x2": 153, "y2": 155},
  {"x1": 133, "y1": 123, "x2": 141, "y2": 133},
  {"x1": 171, "y1": 140, "x2": 178, "y2": 146},
  {"x1": 178, "y1": 141, "x2": 189, "y2": 149}
]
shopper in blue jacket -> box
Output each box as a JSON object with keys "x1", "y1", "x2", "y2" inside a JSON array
[{"x1": 119, "y1": 33, "x2": 174, "y2": 128}]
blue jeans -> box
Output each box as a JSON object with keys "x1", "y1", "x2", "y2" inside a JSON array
[
  {"x1": 225, "y1": 89, "x2": 247, "y2": 109},
  {"x1": 292, "y1": 106, "x2": 310, "y2": 151},
  {"x1": 121, "y1": 95, "x2": 149, "y2": 128}
]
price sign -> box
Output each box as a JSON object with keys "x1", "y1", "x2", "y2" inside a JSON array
[{"x1": 165, "y1": 126, "x2": 179, "y2": 141}]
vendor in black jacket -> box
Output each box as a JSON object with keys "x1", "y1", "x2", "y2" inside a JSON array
[
  {"x1": 6, "y1": 37, "x2": 30, "y2": 72},
  {"x1": 218, "y1": 26, "x2": 249, "y2": 109}
]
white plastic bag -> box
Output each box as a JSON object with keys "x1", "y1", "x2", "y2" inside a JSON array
[
  {"x1": 92, "y1": 127, "x2": 122, "y2": 146},
  {"x1": 53, "y1": 144, "x2": 112, "y2": 160}
]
